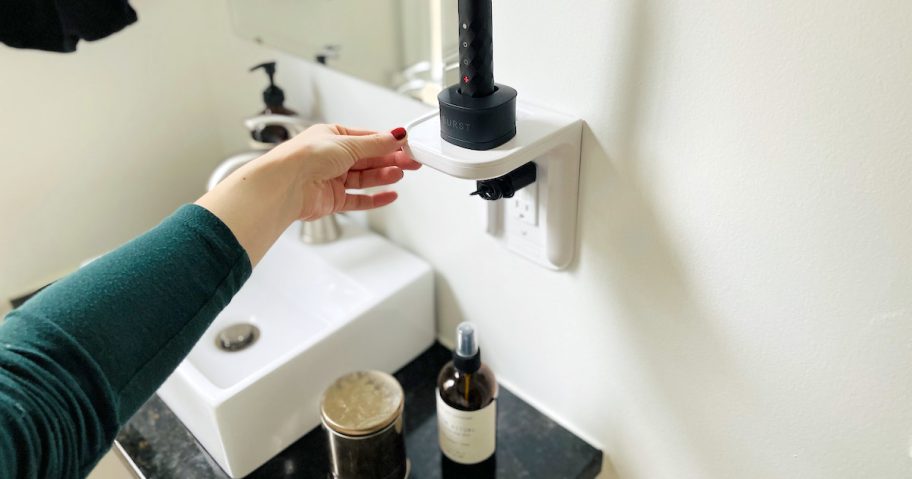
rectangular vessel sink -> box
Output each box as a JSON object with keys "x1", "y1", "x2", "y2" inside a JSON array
[{"x1": 157, "y1": 217, "x2": 435, "y2": 478}]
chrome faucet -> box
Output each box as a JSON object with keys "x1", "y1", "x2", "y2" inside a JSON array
[{"x1": 299, "y1": 216, "x2": 341, "y2": 244}]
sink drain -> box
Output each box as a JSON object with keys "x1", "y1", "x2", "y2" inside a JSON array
[{"x1": 216, "y1": 323, "x2": 260, "y2": 352}]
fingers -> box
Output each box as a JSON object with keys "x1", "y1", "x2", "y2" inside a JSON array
[
  {"x1": 344, "y1": 166, "x2": 404, "y2": 189},
  {"x1": 342, "y1": 191, "x2": 399, "y2": 212},
  {"x1": 331, "y1": 125, "x2": 376, "y2": 137},
  {"x1": 337, "y1": 128, "x2": 408, "y2": 160},
  {"x1": 352, "y1": 150, "x2": 422, "y2": 171}
]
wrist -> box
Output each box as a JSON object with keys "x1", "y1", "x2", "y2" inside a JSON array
[
  {"x1": 255, "y1": 147, "x2": 309, "y2": 225},
  {"x1": 194, "y1": 149, "x2": 304, "y2": 266}
]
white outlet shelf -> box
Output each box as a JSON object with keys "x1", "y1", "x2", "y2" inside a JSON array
[{"x1": 405, "y1": 101, "x2": 582, "y2": 270}]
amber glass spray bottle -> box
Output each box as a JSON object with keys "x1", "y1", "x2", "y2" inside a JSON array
[{"x1": 437, "y1": 322, "x2": 498, "y2": 475}]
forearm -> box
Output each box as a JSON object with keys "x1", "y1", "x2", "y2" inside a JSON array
[
  {"x1": 0, "y1": 205, "x2": 251, "y2": 477},
  {"x1": 195, "y1": 149, "x2": 302, "y2": 266}
]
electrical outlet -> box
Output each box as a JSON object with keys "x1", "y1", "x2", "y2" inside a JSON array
[
  {"x1": 512, "y1": 181, "x2": 538, "y2": 226},
  {"x1": 505, "y1": 178, "x2": 542, "y2": 262}
]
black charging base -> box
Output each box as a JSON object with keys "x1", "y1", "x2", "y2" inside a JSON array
[{"x1": 438, "y1": 83, "x2": 517, "y2": 151}]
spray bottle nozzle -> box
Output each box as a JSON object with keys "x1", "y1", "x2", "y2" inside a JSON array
[
  {"x1": 453, "y1": 322, "x2": 481, "y2": 373},
  {"x1": 250, "y1": 61, "x2": 285, "y2": 109}
]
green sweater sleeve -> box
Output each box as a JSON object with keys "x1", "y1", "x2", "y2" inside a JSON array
[{"x1": 0, "y1": 204, "x2": 252, "y2": 478}]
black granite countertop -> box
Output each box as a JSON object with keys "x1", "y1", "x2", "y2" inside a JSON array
[{"x1": 117, "y1": 343, "x2": 602, "y2": 478}]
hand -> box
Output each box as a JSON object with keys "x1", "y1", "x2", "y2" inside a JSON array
[
  {"x1": 195, "y1": 123, "x2": 420, "y2": 265},
  {"x1": 268, "y1": 124, "x2": 421, "y2": 220}
]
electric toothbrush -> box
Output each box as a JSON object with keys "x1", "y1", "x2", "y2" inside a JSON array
[
  {"x1": 456, "y1": 0, "x2": 495, "y2": 97},
  {"x1": 438, "y1": 0, "x2": 517, "y2": 151}
]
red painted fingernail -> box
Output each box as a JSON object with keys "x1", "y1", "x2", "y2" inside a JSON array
[{"x1": 391, "y1": 127, "x2": 407, "y2": 140}]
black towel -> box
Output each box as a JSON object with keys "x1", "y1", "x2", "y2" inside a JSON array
[{"x1": 0, "y1": 0, "x2": 137, "y2": 53}]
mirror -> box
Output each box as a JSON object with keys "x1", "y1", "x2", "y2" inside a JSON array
[{"x1": 227, "y1": 0, "x2": 460, "y2": 104}]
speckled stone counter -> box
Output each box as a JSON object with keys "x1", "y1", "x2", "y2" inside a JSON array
[{"x1": 117, "y1": 343, "x2": 603, "y2": 478}]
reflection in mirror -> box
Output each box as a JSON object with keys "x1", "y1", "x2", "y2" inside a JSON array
[{"x1": 227, "y1": 0, "x2": 459, "y2": 104}]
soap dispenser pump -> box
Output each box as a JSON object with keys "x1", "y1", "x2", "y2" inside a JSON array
[{"x1": 250, "y1": 61, "x2": 297, "y2": 116}]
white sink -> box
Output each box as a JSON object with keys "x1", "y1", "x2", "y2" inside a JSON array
[{"x1": 157, "y1": 217, "x2": 435, "y2": 478}]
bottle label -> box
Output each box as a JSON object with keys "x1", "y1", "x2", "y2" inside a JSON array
[{"x1": 436, "y1": 392, "x2": 497, "y2": 464}]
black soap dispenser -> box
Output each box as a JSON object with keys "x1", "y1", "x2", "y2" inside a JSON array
[
  {"x1": 250, "y1": 61, "x2": 297, "y2": 116},
  {"x1": 249, "y1": 61, "x2": 300, "y2": 144}
]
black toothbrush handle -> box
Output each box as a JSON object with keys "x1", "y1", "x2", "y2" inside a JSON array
[{"x1": 458, "y1": 0, "x2": 496, "y2": 97}]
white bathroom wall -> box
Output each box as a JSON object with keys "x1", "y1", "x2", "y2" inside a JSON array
[
  {"x1": 0, "y1": 0, "x2": 203, "y2": 296},
  {"x1": 217, "y1": 1, "x2": 911, "y2": 478},
  {"x1": 1, "y1": 0, "x2": 908, "y2": 478},
  {"x1": 0, "y1": 0, "x2": 264, "y2": 301}
]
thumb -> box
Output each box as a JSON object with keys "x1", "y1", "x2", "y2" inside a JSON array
[{"x1": 338, "y1": 128, "x2": 407, "y2": 161}]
